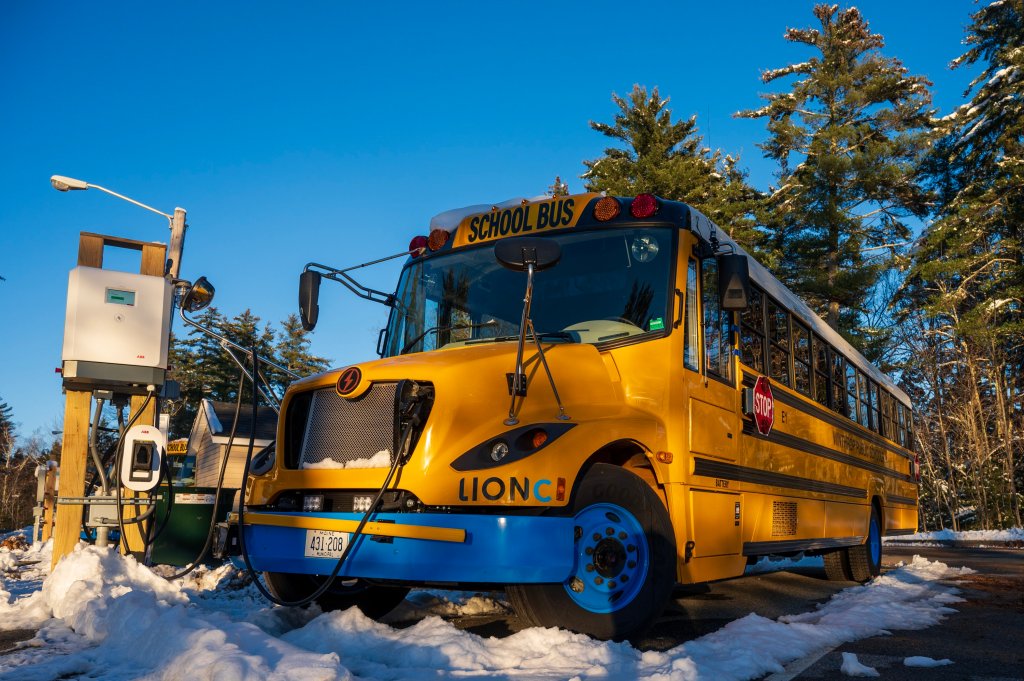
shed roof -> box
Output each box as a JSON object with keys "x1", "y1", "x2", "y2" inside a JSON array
[{"x1": 202, "y1": 399, "x2": 278, "y2": 442}]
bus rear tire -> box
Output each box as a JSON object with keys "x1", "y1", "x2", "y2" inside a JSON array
[
  {"x1": 264, "y1": 572, "x2": 410, "y2": 619},
  {"x1": 846, "y1": 505, "x2": 882, "y2": 582},
  {"x1": 823, "y1": 549, "x2": 853, "y2": 581},
  {"x1": 506, "y1": 463, "x2": 675, "y2": 641}
]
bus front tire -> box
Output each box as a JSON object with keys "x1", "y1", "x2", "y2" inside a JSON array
[
  {"x1": 506, "y1": 463, "x2": 675, "y2": 641},
  {"x1": 263, "y1": 572, "x2": 410, "y2": 619}
]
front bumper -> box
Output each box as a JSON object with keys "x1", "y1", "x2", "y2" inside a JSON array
[{"x1": 241, "y1": 510, "x2": 575, "y2": 584}]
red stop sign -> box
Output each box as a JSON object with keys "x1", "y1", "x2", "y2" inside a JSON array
[{"x1": 753, "y1": 375, "x2": 775, "y2": 435}]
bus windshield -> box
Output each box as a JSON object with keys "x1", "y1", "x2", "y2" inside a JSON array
[{"x1": 385, "y1": 227, "x2": 674, "y2": 356}]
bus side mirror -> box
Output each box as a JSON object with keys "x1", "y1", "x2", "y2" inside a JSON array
[
  {"x1": 299, "y1": 270, "x2": 321, "y2": 331},
  {"x1": 182, "y1": 276, "x2": 215, "y2": 313},
  {"x1": 718, "y1": 253, "x2": 751, "y2": 310},
  {"x1": 494, "y1": 237, "x2": 561, "y2": 272}
]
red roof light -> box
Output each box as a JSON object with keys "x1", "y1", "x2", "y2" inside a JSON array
[{"x1": 630, "y1": 193, "x2": 659, "y2": 219}]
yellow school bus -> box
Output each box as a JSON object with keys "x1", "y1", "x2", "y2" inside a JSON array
[{"x1": 236, "y1": 193, "x2": 919, "y2": 640}]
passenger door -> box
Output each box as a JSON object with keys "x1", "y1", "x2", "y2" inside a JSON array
[{"x1": 682, "y1": 256, "x2": 739, "y2": 462}]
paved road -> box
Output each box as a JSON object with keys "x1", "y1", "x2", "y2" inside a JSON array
[{"x1": 449, "y1": 545, "x2": 1023, "y2": 678}]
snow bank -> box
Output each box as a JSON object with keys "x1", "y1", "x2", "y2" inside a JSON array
[
  {"x1": 884, "y1": 527, "x2": 1024, "y2": 542},
  {"x1": 302, "y1": 450, "x2": 391, "y2": 470},
  {"x1": 0, "y1": 550, "x2": 972, "y2": 681}
]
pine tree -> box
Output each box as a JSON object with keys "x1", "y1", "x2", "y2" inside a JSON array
[
  {"x1": 583, "y1": 85, "x2": 765, "y2": 255},
  {"x1": 906, "y1": 0, "x2": 1024, "y2": 528},
  {"x1": 167, "y1": 306, "x2": 238, "y2": 438},
  {"x1": 547, "y1": 176, "x2": 569, "y2": 197},
  {"x1": 0, "y1": 398, "x2": 14, "y2": 459},
  {"x1": 274, "y1": 314, "x2": 330, "y2": 393},
  {"x1": 736, "y1": 4, "x2": 933, "y2": 355}
]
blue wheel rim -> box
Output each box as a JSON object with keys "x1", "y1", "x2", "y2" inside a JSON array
[
  {"x1": 563, "y1": 503, "x2": 649, "y2": 613},
  {"x1": 869, "y1": 513, "x2": 881, "y2": 566}
]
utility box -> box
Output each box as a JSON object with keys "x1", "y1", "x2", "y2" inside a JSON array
[{"x1": 61, "y1": 265, "x2": 172, "y2": 391}]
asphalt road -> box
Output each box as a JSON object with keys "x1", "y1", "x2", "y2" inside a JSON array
[{"x1": 448, "y1": 545, "x2": 1023, "y2": 678}]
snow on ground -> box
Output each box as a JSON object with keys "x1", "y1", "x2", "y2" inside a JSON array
[
  {"x1": 0, "y1": 530, "x2": 974, "y2": 681},
  {"x1": 883, "y1": 527, "x2": 1024, "y2": 543}
]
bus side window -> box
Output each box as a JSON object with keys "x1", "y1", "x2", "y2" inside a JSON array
[
  {"x1": 766, "y1": 299, "x2": 791, "y2": 387},
  {"x1": 701, "y1": 258, "x2": 731, "y2": 380},
  {"x1": 683, "y1": 259, "x2": 700, "y2": 371},
  {"x1": 740, "y1": 286, "x2": 765, "y2": 373}
]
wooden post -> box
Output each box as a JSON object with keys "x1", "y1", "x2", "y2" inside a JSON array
[
  {"x1": 51, "y1": 233, "x2": 167, "y2": 567},
  {"x1": 40, "y1": 464, "x2": 57, "y2": 542},
  {"x1": 51, "y1": 390, "x2": 91, "y2": 568}
]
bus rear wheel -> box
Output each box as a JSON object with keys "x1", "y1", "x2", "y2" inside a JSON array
[
  {"x1": 822, "y1": 505, "x2": 882, "y2": 583},
  {"x1": 846, "y1": 505, "x2": 882, "y2": 582},
  {"x1": 507, "y1": 463, "x2": 675, "y2": 641},
  {"x1": 263, "y1": 572, "x2": 410, "y2": 619}
]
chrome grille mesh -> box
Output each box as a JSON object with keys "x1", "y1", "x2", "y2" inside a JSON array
[{"x1": 298, "y1": 384, "x2": 396, "y2": 468}]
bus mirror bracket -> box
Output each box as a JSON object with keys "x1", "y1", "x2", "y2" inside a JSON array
[
  {"x1": 494, "y1": 237, "x2": 568, "y2": 426},
  {"x1": 299, "y1": 270, "x2": 321, "y2": 331},
  {"x1": 718, "y1": 253, "x2": 751, "y2": 311}
]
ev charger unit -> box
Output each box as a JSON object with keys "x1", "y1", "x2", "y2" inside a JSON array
[
  {"x1": 120, "y1": 424, "x2": 166, "y2": 493},
  {"x1": 62, "y1": 266, "x2": 172, "y2": 392}
]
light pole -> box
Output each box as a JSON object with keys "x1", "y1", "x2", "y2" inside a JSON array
[{"x1": 50, "y1": 175, "x2": 188, "y2": 279}]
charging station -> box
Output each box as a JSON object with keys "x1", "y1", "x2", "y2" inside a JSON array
[
  {"x1": 62, "y1": 266, "x2": 172, "y2": 393},
  {"x1": 51, "y1": 231, "x2": 175, "y2": 566}
]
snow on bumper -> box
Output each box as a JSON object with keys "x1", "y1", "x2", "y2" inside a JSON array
[{"x1": 241, "y1": 511, "x2": 576, "y2": 583}]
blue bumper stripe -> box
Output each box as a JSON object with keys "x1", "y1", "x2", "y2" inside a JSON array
[{"x1": 242, "y1": 511, "x2": 575, "y2": 584}]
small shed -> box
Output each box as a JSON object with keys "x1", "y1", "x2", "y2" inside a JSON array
[{"x1": 189, "y1": 399, "x2": 277, "y2": 489}]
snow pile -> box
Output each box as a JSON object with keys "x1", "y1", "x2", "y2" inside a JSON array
[
  {"x1": 382, "y1": 589, "x2": 510, "y2": 623},
  {"x1": 1, "y1": 547, "x2": 973, "y2": 681},
  {"x1": 302, "y1": 450, "x2": 392, "y2": 470},
  {"x1": 840, "y1": 652, "x2": 879, "y2": 677},
  {"x1": 884, "y1": 527, "x2": 1024, "y2": 543},
  {"x1": 904, "y1": 655, "x2": 953, "y2": 667},
  {"x1": 743, "y1": 552, "x2": 823, "y2": 575}
]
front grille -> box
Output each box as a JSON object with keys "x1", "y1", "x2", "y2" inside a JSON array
[{"x1": 295, "y1": 384, "x2": 398, "y2": 468}]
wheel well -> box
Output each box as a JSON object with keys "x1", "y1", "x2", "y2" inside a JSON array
[
  {"x1": 871, "y1": 495, "x2": 884, "y2": 531},
  {"x1": 573, "y1": 439, "x2": 668, "y2": 508}
]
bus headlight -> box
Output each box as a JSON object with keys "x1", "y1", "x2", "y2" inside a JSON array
[{"x1": 490, "y1": 441, "x2": 510, "y2": 462}]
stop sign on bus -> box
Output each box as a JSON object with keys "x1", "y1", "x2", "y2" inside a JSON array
[{"x1": 753, "y1": 375, "x2": 774, "y2": 435}]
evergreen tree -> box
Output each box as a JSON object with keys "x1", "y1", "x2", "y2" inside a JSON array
[
  {"x1": 583, "y1": 85, "x2": 765, "y2": 255},
  {"x1": 0, "y1": 398, "x2": 14, "y2": 459},
  {"x1": 547, "y1": 176, "x2": 569, "y2": 197},
  {"x1": 274, "y1": 314, "x2": 330, "y2": 394},
  {"x1": 736, "y1": 4, "x2": 932, "y2": 355},
  {"x1": 904, "y1": 0, "x2": 1024, "y2": 528}
]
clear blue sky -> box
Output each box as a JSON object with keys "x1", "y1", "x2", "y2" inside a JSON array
[{"x1": 0, "y1": 2, "x2": 978, "y2": 442}]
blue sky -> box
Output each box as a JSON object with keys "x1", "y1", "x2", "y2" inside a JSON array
[{"x1": 0, "y1": 2, "x2": 979, "y2": 442}]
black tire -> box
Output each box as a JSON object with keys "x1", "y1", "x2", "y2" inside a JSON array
[
  {"x1": 822, "y1": 549, "x2": 854, "y2": 581},
  {"x1": 507, "y1": 464, "x2": 676, "y2": 641},
  {"x1": 264, "y1": 572, "x2": 410, "y2": 619},
  {"x1": 846, "y1": 505, "x2": 882, "y2": 582}
]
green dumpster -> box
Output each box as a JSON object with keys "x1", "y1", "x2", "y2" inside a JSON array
[{"x1": 148, "y1": 487, "x2": 237, "y2": 566}]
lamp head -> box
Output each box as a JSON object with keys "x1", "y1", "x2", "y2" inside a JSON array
[{"x1": 50, "y1": 175, "x2": 89, "y2": 192}]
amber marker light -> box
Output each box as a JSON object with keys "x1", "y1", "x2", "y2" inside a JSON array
[
  {"x1": 428, "y1": 229, "x2": 450, "y2": 251},
  {"x1": 630, "y1": 193, "x2": 659, "y2": 218},
  {"x1": 593, "y1": 196, "x2": 621, "y2": 221},
  {"x1": 556, "y1": 477, "x2": 566, "y2": 501},
  {"x1": 531, "y1": 429, "x2": 548, "y2": 449},
  {"x1": 656, "y1": 451, "x2": 673, "y2": 464}
]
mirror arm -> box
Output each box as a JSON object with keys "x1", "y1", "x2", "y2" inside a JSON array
[
  {"x1": 305, "y1": 249, "x2": 412, "y2": 309},
  {"x1": 219, "y1": 343, "x2": 282, "y2": 413}
]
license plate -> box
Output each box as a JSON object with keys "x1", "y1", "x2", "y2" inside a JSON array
[{"x1": 304, "y1": 529, "x2": 350, "y2": 558}]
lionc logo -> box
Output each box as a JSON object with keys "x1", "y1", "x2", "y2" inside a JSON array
[{"x1": 336, "y1": 367, "x2": 362, "y2": 396}]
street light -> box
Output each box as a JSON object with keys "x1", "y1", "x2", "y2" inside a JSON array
[{"x1": 50, "y1": 174, "x2": 188, "y2": 279}]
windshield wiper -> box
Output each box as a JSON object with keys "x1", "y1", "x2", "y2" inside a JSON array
[
  {"x1": 400, "y1": 321, "x2": 498, "y2": 354},
  {"x1": 466, "y1": 331, "x2": 576, "y2": 345}
]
